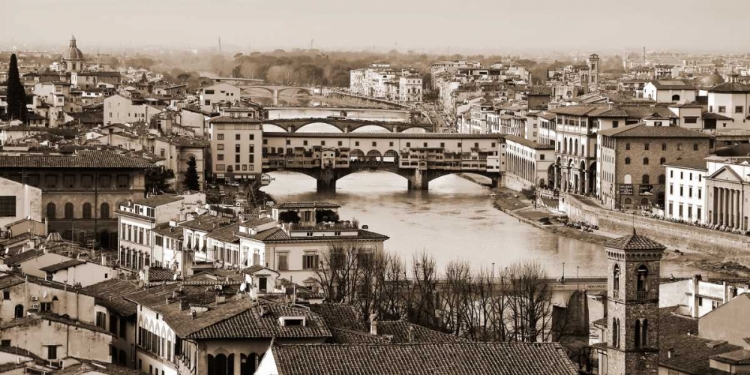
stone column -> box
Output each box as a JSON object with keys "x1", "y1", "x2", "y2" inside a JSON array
[
  {"x1": 554, "y1": 166, "x2": 559, "y2": 189},
  {"x1": 713, "y1": 186, "x2": 718, "y2": 225},
  {"x1": 731, "y1": 190, "x2": 736, "y2": 228},
  {"x1": 736, "y1": 189, "x2": 741, "y2": 229}
]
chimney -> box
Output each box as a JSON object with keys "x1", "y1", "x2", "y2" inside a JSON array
[
  {"x1": 179, "y1": 298, "x2": 189, "y2": 311},
  {"x1": 260, "y1": 305, "x2": 267, "y2": 317},
  {"x1": 370, "y1": 320, "x2": 378, "y2": 336},
  {"x1": 692, "y1": 275, "x2": 701, "y2": 318},
  {"x1": 101, "y1": 253, "x2": 107, "y2": 266},
  {"x1": 407, "y1": 325, "x2": 414, "y2": 343},
  {"x1": 144, "y1": 266, "x2": 150, "y2": 285}
]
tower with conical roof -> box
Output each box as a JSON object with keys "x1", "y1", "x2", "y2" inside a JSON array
[
  {"x1": 602, "y1": 230, "x2": 665, "y2": 375},
  {"x1": 62, "y1": 36, "x2": 85, "y2": 72}
]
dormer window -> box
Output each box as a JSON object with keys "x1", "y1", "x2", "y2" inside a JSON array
[{"x1": 279, "y1": 317, "x2": 306, "y2": 327}]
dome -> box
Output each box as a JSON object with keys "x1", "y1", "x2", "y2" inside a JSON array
[
  {"x1": 62, "y1": 36, "x2": 84, "y2": 61},
  {"x1": 702, "y1": 70, "x2": 725, "y2": 87}
]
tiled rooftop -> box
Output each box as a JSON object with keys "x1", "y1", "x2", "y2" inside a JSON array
[
  {"x1": 605, "y1": 232, "x2": 666, "y2": 251},
  {"x1": 0, "y1": 151, "x2": 153, "y2": 169},
  {"x1": 270, "y1": 342, "x2": 578, "y2": 375}
]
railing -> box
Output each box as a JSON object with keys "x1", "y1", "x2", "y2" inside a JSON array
[{"x1": 635, "y1": 290, "x2": 652, "y2": 301}]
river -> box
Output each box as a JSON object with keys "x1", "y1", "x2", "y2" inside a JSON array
[{"x1": 261, "y1": 171, "x2": 705, "y2": 278}]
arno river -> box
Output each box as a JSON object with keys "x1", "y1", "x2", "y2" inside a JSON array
[{"x1": 262, "y1": 171, "x2": 704, "y2": 278}]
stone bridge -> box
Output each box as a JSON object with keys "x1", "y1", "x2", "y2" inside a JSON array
[
  {"x1": 262, "y1": 132, "x2": 505, "y2": 192},
  {"x1": 239, "y1": 85, "x2": 314, "y2": 105},
  {"x1": 263, "y1": 119, "x2": 434, "y2": 134}
]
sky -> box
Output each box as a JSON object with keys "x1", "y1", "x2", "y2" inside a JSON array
[{"x1": 2, "y1": 0, "x2": 749, "y2": 54}]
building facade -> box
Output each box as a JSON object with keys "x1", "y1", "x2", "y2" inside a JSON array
[{"x1": 664, "y1": 161, "x2": 707, "y2": 224}]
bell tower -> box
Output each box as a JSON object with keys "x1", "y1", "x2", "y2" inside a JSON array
[
  {"x1": 603, "y1": 230, "x2": 665, "y2": 375},
  {"x1": 587, "y1": 53, "x2": 600, "y2": 91}
]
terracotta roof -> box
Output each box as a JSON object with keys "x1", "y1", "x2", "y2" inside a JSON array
[
  {"x1": 664, "y1": 159, "x2": 708, "y2": 171},
  {"x1": 277, "y1": 202, "x2": 340, "y2": 209},
  {"x1": 605, "y1": 232, "x2": 666, "y2": 250},
  {"x1": 505, "y1": 135, "x2": 554, "y2": 150},
  {"x1": 309, "y1": 303, "x2": 366, "y2": 331},
  {"x1": 186, "y1": 302, "x2": 331, "y2": 340},
  {"x1": 152, "y1": 223, "x2": 184, "y2": 240},
  {"x1": 659, "y1": 307, "x2": 742, "y2": 375},
  {"x1": 206, "y1": 223, "x2": 241, "y2": 243},
  {"x1": 377, "y1": 321, "x2": 468, "y2": 344},
  {"x1": 597, "y1": 124, "x2": 711, "y2": 139},
  {"x1": 39, "y1": 259, "x2": 86, "y2": 273},
  {"x1": 648, "y1": 80, "x2": 696, "y2": 90},
  {"x1": 702, "y1": 112, "x2": 734, "y2": 121},
  {"x1": 179, "y1": 216, "x2": 233, "y2": 232},
  {"x1": 125, "y1": 283, "x2": 250, "y2": 337},
  {"x1": 259, "y1": 228, "x2": 389, "y2": 243},
  {"x1": 548, "y1": 106, "x2": 598, "y2": 116},
  {"x1": 82, "y1": 279, "x2": 140, "y2": 317},
  {"x1": 709, "y1": 82, "x2": 750, "y2": 94},
  {"x1": 0, "y1": 273, "x2": 25, "y2": 289},
  {"x1": 716, "y1": 143, "x2": 750, "y2": 157},
  {"x1": 0, "y1": 151, "x2": 153, "y2": 169},
  {"x1": 270, "y1": 342, "x2": 578, "y2": 375},
  {"x1": 329, "y1": 327, "x2": 390, "y2": 344},
  {"x1": 3, "y1": 249, "x2": 44, "y2": 266},
  {"x1": 132, "y1": 195, "x2": 183, "y2": 207}
]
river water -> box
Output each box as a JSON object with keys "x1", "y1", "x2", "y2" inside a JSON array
[{"x1": 262, "y1": 171, "x2": 704, "y2": 278}]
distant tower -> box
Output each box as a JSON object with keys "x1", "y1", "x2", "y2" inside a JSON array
[
  {"x1": 587, "y1": 53, "x2": 600, "y2": 91},
  {"x1": 603, "y1": 231, "x2": 665, "y2": 375},
  {"x1": 643, "y1": 47, "x2": 646, "y2": 65}
]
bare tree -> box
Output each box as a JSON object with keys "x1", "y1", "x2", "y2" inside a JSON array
[
  {"x1": 314, "y1": 242, "x2": 363, "y2": 304},
  {"x1": 440, "y1": 260, "x2": 472, "y2": 336},
  {"x1": 505, "y1": 260, "x2": 553, "y2": 342},
  {"x1": 404, "y1": 251, "x2": 440, "y2": 330}
]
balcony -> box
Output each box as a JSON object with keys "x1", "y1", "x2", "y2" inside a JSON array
[{"x1": 635, "y1": 290, "x2": 654, "y2": 301}]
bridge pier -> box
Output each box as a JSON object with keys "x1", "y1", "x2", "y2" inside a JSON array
[
  {"x1": 407, "y1": 169, "x2": 430, "y2": 191},
  {"x1": 316, "y1": 168, "x2": 338, "y2": 194}
]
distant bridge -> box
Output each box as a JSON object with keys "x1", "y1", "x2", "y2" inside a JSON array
[
  {"x1": 261, "y1": 132, "x2": 505, "y2": 192},
  {"x1": 264, "y1": 119, "x2": 434, "y2": 134},
  {"x1": 240, "y1": 85, "x2": 315, "y2": 105}
]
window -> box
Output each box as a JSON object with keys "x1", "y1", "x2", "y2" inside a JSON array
[
  {"x1": 625, "y1": 143, "x2": 630, "y2": 150},
  {"x1": 658, "y1": 174, "x2": 665, "y2": 184},
  {"x1": 302, "y1": 254, "x2": 319, "y2": 270},
  {"x1": 612, "y1": 120, "x2": 619, "y2": 128},
  {"x1": 662, "y1": 143, "x2": 667, "y2": 151},
  {"x1": 719, "y1": 106, "x2": 726, "y2": 113},
  {"x1": 736, "y1": 106, "x2": 744, "y2": 113},
  {"x1": 0, "y1": 197, "x2": 16, "y2": 217},
  {"x1": 249, "y1": 134, "x2": 254, "y2": 140},
  {"x1": 613, "y1": 264, "x2": 620, "y2": 292},
  {"x1": 643, "y1": 158, "x2": 649, "y2": 165},
  {"x1": 679, "y1": 186, "x2": 683, "y2": 197},
  {"x1": 82, "y1": 203, "x2": 92, "y2": 219},
  {"x1": 235, "y1": 134, "x2": 241, "y2": 140},
  {"x1": 698, "y1": 188, "x2": 702, "y2": 199},
  {"x1": 636, "y1": 265, "x2": 649, "y2": 291},
  {"x1": 660, "y1": 157, "x2": 666, "y2": 165},
  {"x1": 64, "y1": 203, "x2": 74, "y2": 219},
  {"x1": 117, "y1": 175, "x2": 129, "y2": 188},
  {"x1": 0, "y1": 340, "x2": 9, "y2": 347},
  {"x1": 217, "y1": 144, "x2": 224, "y2": 150},
  {"x1": 635, "y1": 320, "x2": 642, "y2": 349},
  {"x1": 677, "y1": 143, "x2": 682, "y2": 151},
  {"x1": 47, "y1": 345, "x2": 57, "y2": 360},
  {"x1": 278, "y1": 254, "x2": 289, "y2": 270},
  {"x1": 612, "y1": 318, "x2": 619, "y2": 348},
  {"x1": 693, "y1": 143, "x2": 698, "y2": 151},
  {"x1": 47, "y1": 203, "x2": 56, "y2": 219},
  {"x1": 2, "y1": 291, "x2": 9, "y2": 300},
  {"x1": 217, "y1": 134, "x2": 224, "y2": 140},
  {"x1": 100, "y1": 203, "x2": 110, "y2": 219},
  {"x1": 685, "y1": 117, "x2": 698, "y2": 124},
  {"x1": 642, "y1": 174, "x2": 650, "y2": 184},
  {"x1": 644, "y1": 143, "x2": 649, "y2": 151},
  {"x1": 625, "y1": 157, "x2": 631, "y2": 165},
  {"x1": 235, "y1": 144, "x2": 241, "y2": 153}
]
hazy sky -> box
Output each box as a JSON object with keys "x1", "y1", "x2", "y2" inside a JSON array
[{"x1": 2, "y1": 0, "x2": 748, "y2": 53}]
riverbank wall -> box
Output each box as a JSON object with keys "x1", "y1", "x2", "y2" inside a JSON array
[{"x1": 561, "y1": 194, "x2": 750, "y2": 261}]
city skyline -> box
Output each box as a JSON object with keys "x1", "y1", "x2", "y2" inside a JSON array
[{"x1": 3, "y1": 0, "x2": 750, "y2": 54}]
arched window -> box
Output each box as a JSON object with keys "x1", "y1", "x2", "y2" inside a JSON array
[
  {"x1": 641, "y1": 198, "x2": 649, "y2": 206},
  {"x1": 101, "y1": 203, "x2": 110, "y2": 219},
  {"x1": 14, "y1": 304, "x2": 23, "y2": 318},
  {"x1": 624, "y1": 198, "x2": 632, "y2": 205},
  {"x1": 82, "y1": 203, "x2": 92, "y2": 219},
  {"x1": 637, "y1": 265, "x2": 649, "y2": 292},
  {"x1": 660, "y1": 157, "x2": 666, "y2": 165},
  {"x1": 672, "y1": 94, "x2": 680, "y2": 101},
  {"x1": 214, "y1": 353, "x2": 227, "y2": 375},
  {"x1": 613, "y1": 264, "x2": 620, "y2": 292},
  {"x1": 635, "y1": 320, "x2": 642, "y2": 349},
  {"x1": 47, "y1": 203, "x2": 56, "y2": 220},
  {"x1": 612, "y1": 318, "x2": 619, "y2": 348},
  {"x1": 642, "y1": 319, "x2": 649, "y2": 348},
  {"x1": 64, "y1": 203, "x2": 74, "y2": 219},
  {"x1": 625, "y1": 157, "x2": 631, "y2": 165},
  {"x1": 624, "y1": 174, "x2": 632, "y2": 184},
  {"x1": 642, "y1": 174, "x2": 650, "y2": 184},
  {"x1": 242, "y1": 353, "x2": 259, "y2": 375},
  {"x1": 208, "y1": 354, "x2": 215, "y2": 375},
  {"x1": 643, "y1": 157, "x2": 649, "y2": 165},
  {"x1": 658, "y1": 174, "x2": 666, "y2": 184}
]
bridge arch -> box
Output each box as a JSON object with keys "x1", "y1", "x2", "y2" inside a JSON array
[
  {"x1": 262, "y1": 124, "x2": 288, "y2": 132},
  {"x1": 351, "y1": 124, "x2": 392, "y2": 133},
  {"x1": 277, "y1": 87, "x2": 313, "y2": 97},
  {"x1": 366, "y1": 150, "x2": 383, "y2": 162},
  {"x1": 349, "y1": 149, "x2": 365, "y2": 161},
  {"x1": 295, "y1": 122, "x2": 344, "y2": 133},
  {"x1": 400, "y1": 126, "x2": 429, "y2": 134},
  {"x1": 383, "y1": 150, "x2": 399, "y2": 163}
]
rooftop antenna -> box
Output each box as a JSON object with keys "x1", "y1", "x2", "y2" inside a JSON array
[{"x1": 218, "y1": 37, "x2": 222, "y2": 54}]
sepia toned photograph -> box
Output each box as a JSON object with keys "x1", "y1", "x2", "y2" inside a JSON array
[{"x1": 0, "y1": 0, "x2": 749, "y2": 374}]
